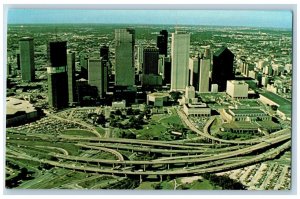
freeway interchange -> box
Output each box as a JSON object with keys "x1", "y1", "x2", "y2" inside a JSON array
[{"x1": 6, "y1": 107, "x2": 292, "y2": 188}]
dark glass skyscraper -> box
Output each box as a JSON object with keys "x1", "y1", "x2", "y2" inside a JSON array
[
  {"x1": 143, "y1": 47, "x2": 159, "y2": 75},
  {"x1": 47, "y1": 41, "x2": 69, "y2": 109},
  {"x1": 211, "y1": 46, "x2": 234, "y2": 91},
  {"x1": 100, "y1": 45, "x2": 109, "y2": 61},
  {"x1": 157, "y1": 30, "x2": 168, "y2": 57}
]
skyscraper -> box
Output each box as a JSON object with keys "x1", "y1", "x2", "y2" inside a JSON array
[
  {"x1": 157, "y1": 30, "x2": 168, "y2": 57},
  {"x1": 19, "y1": 37, "x2": 35, "y2": 81},
  {"x1": 115, "y1": 28, "x2": 135, "y2": 87},
  {"x1": 211, "y1": 46, "x2": 234, "y2": 91},
  {"x1": 143, "y1": 47, "x2": 159, "y2": 75},
  {"x1": 189, "y1": 55, "x2": 200, "y2": 89},
  {"x1": 88, "y1": 58, "x2": 104, "y2": 99},
  {"x1": 136, "y1": 44, "x2": 144, "y2": 74},
  {"x1": 199, "y1": 48, "x2": 211, "y2": 93},
  {"x1": 100, "y1": 45, "x2": 109, "y2": 61},
  {"x1": 141, "y1": 47, "x2": 161, "y2": 86},
  {"x1": 100, "y1": 45, "x2": 109, "y2": 93},
  {"x1": 171, "y1": 30, "x2": 190, "y2": 91},
  {"x1": 47, "y1": 41, "x2": 69, "y2": 109},
  {"x1": 80, "y1": 54, "x2": 89, "y2": 79},
  {"x1": 67, "y1": 51, "x2": 76, "y2": 105}
]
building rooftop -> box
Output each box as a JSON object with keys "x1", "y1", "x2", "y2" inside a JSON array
[
  {"x1": 19, "y1": 37, "x2": 33, "y2": 41},
  {"x1": 6, "y1": 97, "x2": 37, "y2": 116},
  {"x1": 222, "y1": 121, "x2": 259, "y2": 130},
  {"x1": 214, "y1": 46, "x2": 233, "y2": 57},
  {"x1": 148, "y1": 92, "x2": 169, "y2": 98},
  {"x1": 229, "y1": 109, "x2": 265, "y2": 115},
  {"x1": 260, "y1": 91, "x2": 291, "y2": 106}
]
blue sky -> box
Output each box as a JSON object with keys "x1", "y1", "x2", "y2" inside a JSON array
[{"x1": 7, "y1": 9, "x2": 293, "y2": 29}]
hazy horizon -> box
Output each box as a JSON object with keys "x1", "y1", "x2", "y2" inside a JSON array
[{"x1": 7, "y1": 9, "x2": 293, "y2": 29}]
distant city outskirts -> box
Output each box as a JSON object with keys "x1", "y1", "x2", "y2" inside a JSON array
[{"x1": 6, "y1": 11, "x2": 292, "y2": 190}]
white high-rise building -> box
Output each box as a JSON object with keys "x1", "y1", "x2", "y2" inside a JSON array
[
  {"x1": 115, "y1": 28, "x2": 135, "y2": 86},
  {"x1": 171, "y1": 30, "x2": 190, "y2": 91},
  {"x1": 136, "y1": 44, "x2": 143, "y2": 73}
]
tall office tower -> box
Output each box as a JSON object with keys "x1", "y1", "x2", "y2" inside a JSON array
[
  {"x1": 189, "y1": 55, "x2": 200, "y2": 89},
  {"x1": 157, "y1": 30, "x2": 168, "y2": 56},
  {"x1": 16, "y1": 50, "x2": 20, "y2": 70},
  {"x1": 142, "y1": 47, "x2": 161, "y2": 86},
  {"x1": 88, "y1": 58, "x2": 104, "y2": 98},
  {"x1": 164, "y1": 56, "x2": 171, "y2": 84},
  {"x1": 143, "y1": 47, "x2": 159, "y2": 75},
  {"x1": 171, "y1": 30, "x2": 190, "y2": 91},
  {"x1": 211, "y1": 46, "x2": 234, "y2": 91},
  {"x1": 136, "y1": 44, "x2": 144, "y2": 73},
  {"x1": 80, "y1": 54, "x2": 89, "y2": 79},
  {"x1": 199, "y1": 58, "x2": 210, "y2": 93},
  {"x1": 19, "y1": 37, "x2": 35, "y2": 81},
  {"x1": 47, "y1": 41, "x2": 69, "y2": 109},
  {"x1": 100, "y1": 45, "x2": 109, "y2": 93},
  {"x1": 158, "y1": 55, "x2": 165, "y2": 76},
  {"x1": 199, "y1": 48, "x2": 210, "y2": 92},
  {"x1": 115, "y1": 28, "x2": 135, "y2": 87},
  {"x1": 67, "y1": 51, "x2": 76, "y2": 105},
  {"x1": 100, "y1": 45, "x2": 109, "y2": 61}
]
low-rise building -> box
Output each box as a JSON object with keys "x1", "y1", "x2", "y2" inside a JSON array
[
  {"x1": 226, "y1": 80, "x2": 248, "y2": 98},
  {"x1": 223, "y1": 108, "x2": 271, "y2": 122},
  {"x1": 183, "y1": 102, "x2": 211, "y2": 116},
  {"x1": 147, "y1": 92, "x2": 169, "y2": 107},
  {"x1": 6, "y1": 97, "x2": 38, "y2": 126},
  {"x1": 112, "y1": 100, "x2": 126, "y2": 109}
]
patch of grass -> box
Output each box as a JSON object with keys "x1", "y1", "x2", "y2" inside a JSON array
[
  {"x1": 61, "y1": 129, "x2": 97, "y2": 137},
  {"x1": 188, "y1": 179, "x2": 220, "y2": 190},
  {"x1": 136, "y1": 181, "x2": 159, "y2": 190}
]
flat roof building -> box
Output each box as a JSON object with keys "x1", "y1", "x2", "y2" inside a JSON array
[
  {"x1": 183, "y1": 102, "x2": 211, "y2": 116},
  {"x1": 226, "y1": 80, "x2": 249, "y2": 98},
  {"x1": 6, "y1": 97, "x2": 38, "y2": 126},
  {"x1": 147, "y1": 92, "x2": 169, "y2": 107}
]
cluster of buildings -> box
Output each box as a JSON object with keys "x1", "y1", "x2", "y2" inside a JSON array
[
  {"x1": 6, "y1": 26, "x2": 292, "y2": 128},
  {"x1": 14, "y1": 27, "x2": 238, "y2": 111}
]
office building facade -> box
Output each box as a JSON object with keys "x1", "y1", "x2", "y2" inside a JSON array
[
  {"x1": 211, "y1": 46, "x2": 234, "y2": 91},
  {"x1": 67, "y1": 51, "x2": 76, "y2": 105},
  {"x1": 171, "y1": 30, "x2": 190, "y2": 91},
  {"x1": 47, "y1": 41, "x2": 69, "y2": 109},
  {"x1": 88, "y1": 58, "x2": 104, "y2": 98},
  {"x1": 157, "y1": 30, "x2": 168, "y2": 57},
  {"x1": 199, "y1": 48, "x2": 211, "y2": 92},
  {"x1": 19, "y1": 37, "x2": 35, "y2": 81},
  {"x1": 115, "y1": 28, "x2": 135, "y2": 87}
]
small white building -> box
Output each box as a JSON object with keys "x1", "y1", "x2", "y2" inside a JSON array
[
  {"x1": 226, "y1": 80, "x2": 248, "y2": 98},
  {"x1": 112, "y1": 100, "x2": 126, "y2": 109},
  {"x1": 211, "y1": 84, "x2": 218, "y2": 93},
  {"x1": 147, "y1": 92, "x2": 169, "y2": 107},
  {"x1": 183, "y1": 103, "x2": 211, "y2": 116}
]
